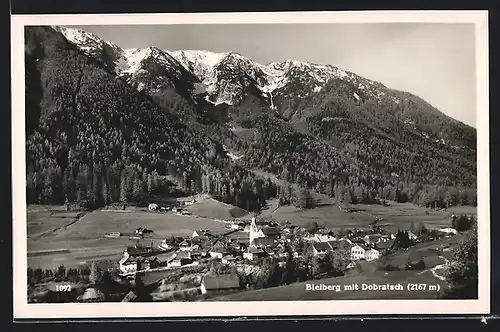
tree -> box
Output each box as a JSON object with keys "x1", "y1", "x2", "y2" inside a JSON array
[
  {"x1": 294, "y1": 187, "x2": 314, "y2": 209},
  {"x1": 343, "y1": 191, "x2": 352, "y2": 208},
  {"x1": 307, "y1": 221, "x2": 319, "y2": 234},
  {"x1": 442, "y1": 227, "x2": 477, "y2": 299},
  {"x1": 309, "y1": 255, "x2": 322, "y2": 280},
  {"x1": 279, "y1": 246, "x2": 298, "y2": 285},
  {"x1": 393, "y1": 230, "x2": 412, "y2": 250},
  {"x1": 89, "y1": 262, "x2": 101, "y2": 284},
  {"x1": 454, "y1": 214, "x2": 473, "y2": 232},
  {"x1": 324, "y1": 244, "x2": 351, "y2": 277}
]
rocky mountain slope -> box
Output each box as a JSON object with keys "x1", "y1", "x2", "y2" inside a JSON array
[{"x1": 24, "y1": 26, "x2": 478, "y2": 209}]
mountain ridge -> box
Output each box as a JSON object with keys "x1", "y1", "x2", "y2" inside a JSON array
[{"x1": 24, "y1": 25, "x2": 477, "y2": 211}]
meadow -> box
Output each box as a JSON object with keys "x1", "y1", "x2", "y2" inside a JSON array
[
  {"x1": 26, "y1": 208, "x2": 228, "y2": 269},
  {"x1": 209, "y1": 269, "x2": 449, "y2": 301}
]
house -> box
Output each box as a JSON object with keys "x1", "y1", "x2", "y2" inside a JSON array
[
  {"x1": 339, "y1": 236, "x2": 353, "y2": 244},
  {"x1": 135, "y1": 227, "x2": 153, "y2": 236},
  {"x1": 376, "y1": 239, "x2": 395, "y2": 253},
  {"x1": 192, "y1": 230, "x2": 212, "y2": 238},
  {"x1": 209, "y1": 246, "x2": 228, "y2": 259},
  {"x1": 221, "y1": 255, "x2": 238, "y2": 264},
  {"x1": 248, "y1": 217, "x2": 280, "y2": 247},
  {"x1": 230, "y1": 222, "x2": 245, "y2": 230},
  {"x1": 262, "y1": 247, "x2": 275, "y2": 256},
  {"x1": 76, "y1": 288, "x2": 106, "y2": 303},
  {"x1": 364, "y1": 248, "x2": 380, "y2": 261},
  {"x1": 104, "y1": 232, "x2": 122, "y2": 238},
  {"x1": 200, "y1": 274, "x2": 240, "y2": 295},
  {"x1": 178, "y1": 239, "x2": 192, "y2": 251},
  {"x1": 350, "y1": 244, "x2": 368, "y2": 261},
  {"x1": 191, "y1": 249, "x2": 208, "y2": 259},
  {"x1": 276, "y1": 247, "x2": 289, "y2": 258},
  {"x1": 119, "y1": 256, "x2": 138, "y2": 274},
  {"x1": 159, "y1": 238, "x2": 175, "y2": 251},
  {"x1": 243, "y1": 247, "x2": 266, "y2": 260},
  {"x1": 364, "y1": 234, "x2": 383, "y2": 244},
  {"x1": 124, "y1": 245, "x2": 152, "y2": 257},
  {"x1": 185, "y1": 199, "x2": 196, "y2": 206},
  {"x1": 408, "y1": 231, "x2": 418, "y2": 240},
  {"x1": 168, "y1": 251, "x2": 192, "y2": 267},
  {"x1": 310, "y1": 241, "x2": 340, "y2": 256},
  {"x1": 314, "y1": 233, "x2": 337, "y2": 243},
  {"x1": 438, "y1": 227, "x2": 458, "y2": 235},
  {"x1": 311, "y1": 242, "x2": 332, "y2": 256},
  {"x1": 148, "y1": 203, "x2": 158, "y2": 211}
]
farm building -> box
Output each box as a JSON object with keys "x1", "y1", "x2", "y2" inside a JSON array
[
  {"x1": 351, "y1": 244, "x2": 372, "y2": 261},
  {"x1": 243, "y1": 247, "x2": 266, "y2": 261},
  {"x1": 178, "y1": 239, "x2": 192, "y2": 251},
  {"x1": 192, "y1": 229, "x2": 213, "y2": 238},
  {"x1": 119, "y1": 255, "x2": 138, "y2": 274},
  {"x1": 221, "y1": 255, "x2": 238, "y2": 264},
  {"x1": 310, "y1": 241, "x2": 341, "y2": 256},
  {"x1": 209, "y1": 245, "x2": 228, "y2": 259},
  {"x1": 168, "y1": 251, "x2": 192, "y2": 267},
  {"x1": 76, "y1": 288, "x2": 106, "y2": 303},
  {"x1": 123, "y1": 245, "x2": 153, "y2": 257},
  {"x1": 200, "y1": 274, "x2": 240, "y2": 295}
]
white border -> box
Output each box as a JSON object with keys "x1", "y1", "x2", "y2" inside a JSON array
[{"x1": 12, "y1": 11, "x2": 490, "y2": 319}]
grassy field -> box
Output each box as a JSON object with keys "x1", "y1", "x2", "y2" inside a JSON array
[
  {"x1": 27, "y1": 208, "x2": 228, "y2": 269},
  {"x1": 252, "y1": 169, "x2": 476, "y2": 233},
  {"x1": 264, "y1": 201, "x2": 475, "y2": 234},
  {"x1": 185, "y1": 195, "x2": 251, "y2": 221},
  {"x1": 209, "y1": 269, "x2": 449, "y2": 301}
]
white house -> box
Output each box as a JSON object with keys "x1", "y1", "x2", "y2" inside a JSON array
[
  {"x1": 148, "y1": 203, "x2": 158, "y2": 211},
  {"x1": 314, "y1": 233, "x2": 337, "y2": 243},
  {"x1": 192, "y1": 229, "x2": 212, "y2": 238},
  {"x1": 184, "y1": 199, "x2": 196, "y2": 206},
  {"x1": 230, "y1": 222, "x2": 245, "y2": 230},
  {"x1": 221, "y1": 255, "x2": 237, "y2": 264},
  {"x1": 311, "y1": 242, "x2": 332, "y2": 256},
  {"x1": 167, "y1": 251, "x2": 192, "y2": 267},
  {"x1": 159, "y1": 239, "x2": 174, "y2": 251},
  {"x1": 243, "y1": 247, "x2": 266, "y2": 261},
  {"x1": 439, "y1": 227, "x2": 458, "y2": 235},
  {"x1": 408, "y1": 231, "x2": 418, "y2": 240},
  {"x1": 178, "y1": 239, "x2": 192, "y2": 251},
  {"x1": 350, "y1": 244, "x2": 366, "y2": 261},
  {"x1": 310, "y1": 241, "x2": 340, "y2": 256},
  {"x1": 339, "y1": 237, "x2": 353, "y2": 244},
  {"x1": 119, "y1": 256, "x2": 138, "y2": 274},
  {"x1": 364, "y1": 248, "x2": 380, "y2": 261},
  {"x1": 209, "y1": 246, "x2": 228, "y2": 259}
]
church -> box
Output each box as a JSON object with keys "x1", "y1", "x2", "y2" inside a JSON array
[{"x1": 249, "y1": 216, "x2": 280, "y2": 247}]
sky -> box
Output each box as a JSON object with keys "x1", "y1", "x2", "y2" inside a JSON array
[{"x1": 73, "y1": 23, "x2": 477, "y2": 127}]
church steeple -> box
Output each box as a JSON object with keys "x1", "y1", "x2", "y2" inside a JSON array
[{"x1": 249, "y1": 215, "x2": 261, "y2": 247}]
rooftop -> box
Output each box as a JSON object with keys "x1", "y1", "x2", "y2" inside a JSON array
[{"x1": 202, "y1": 274, "x2": 240, "y2": 290}]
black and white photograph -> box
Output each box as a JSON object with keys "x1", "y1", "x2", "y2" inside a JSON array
[{"x1": 12, "y1": 11, "x2": 490, "y2": 318}]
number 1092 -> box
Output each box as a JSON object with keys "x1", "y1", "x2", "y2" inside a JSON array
[{"x1": 55, "y1": 284, "x2": 72, "y2": 292}]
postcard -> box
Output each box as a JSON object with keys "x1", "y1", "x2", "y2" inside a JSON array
[{"x1": 12, "y1": 10, "x2": 490, "y2": 319}]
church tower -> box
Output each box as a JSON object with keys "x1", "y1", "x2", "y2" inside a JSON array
[{"x1": 249, "y1": 215, "x2": 262, "y2": 247}]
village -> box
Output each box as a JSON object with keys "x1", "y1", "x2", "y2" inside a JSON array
[{"x1": 106, "y1": 200, "x2": 467, "y2": 299}]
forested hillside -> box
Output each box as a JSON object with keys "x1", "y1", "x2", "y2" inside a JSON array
[
  {"x1": 24, "y1": 26, "x2": 277, "y2": 211},
  {"x1": 24, "y1": 26, "x2": 477, "y2": 212},
  {"x1": 236, "y1": 110, "x2": 476, "y2": 208}
]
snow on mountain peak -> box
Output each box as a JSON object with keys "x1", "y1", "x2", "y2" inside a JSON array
[
  {"x1": 50, "y1": 25, "x2": 396, "y2": 106},
  {"x1": 52, "y1": 25, "x2": 122, "y2": 55}
]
